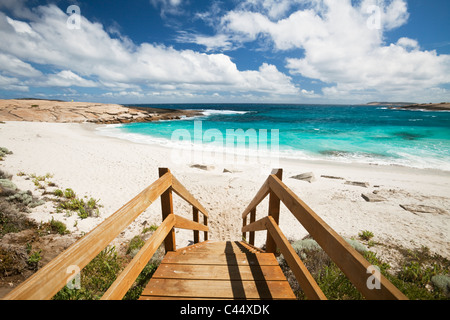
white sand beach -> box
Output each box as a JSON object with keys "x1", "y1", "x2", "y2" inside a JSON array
[{"x1": 1, "y1": 121, "x2": 449, "y2": 261}]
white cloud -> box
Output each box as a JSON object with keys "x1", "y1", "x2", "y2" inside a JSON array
[
  {"x1": 0, "y1": 52, "x2": 42, "y2": 77},
  {"x1": 203, "y1": 0, "x2": 450, "y2": 102},
  {"x1": 396, "y1": 37, "x2": 419, "y2": 51},
  {"x1": 44, "y1": 70, "x2": 98, "y2": 87},
  {"x1": 0, "y1": 0, "x2": 35, "y2": 19},
  {"x1": 0, "y1": 74, "x2": 29, "y2": 91},
  {"x1": 150, "y1": 0, "x2": 184, "y2": 17},
  {"x1": 0, "y1": 4, "x2": 300, "y2": 99}
]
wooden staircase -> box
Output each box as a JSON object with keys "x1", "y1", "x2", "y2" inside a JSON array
[
  {"x1": 140, "y1": 241, "x2": 296, "y2": 300},
  {"x1": 3, "y1": 168, "x2": 408, "y2": 300}
]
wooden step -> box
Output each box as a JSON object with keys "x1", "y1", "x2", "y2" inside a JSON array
[
  {"x1": 140, "y1": 279, "x2": 295, "y2": 300},
  {"x1": 139, "y1": 241, "x2": 296, "y2": 300},
  {"x1": 153, "y1": 263, "x2": 288, "y2": 281},
  {"x1": 175, "y1": 241, "x2": 260, "y2": 254},
  {"x1": 162, "y1": 252, "x2": 279, "y2": 266}
]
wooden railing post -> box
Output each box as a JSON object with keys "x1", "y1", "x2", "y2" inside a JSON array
[
  {"x1": 204, "y1": 215, "x2": 208, "y2": 241},
  {"x1": 159, "y1": 168, "x2": 176, "y2": 252},
  {"x1": 249, "y1": 208, "x2": 256, "y2": 246},
  {"x1": 242, "y1": 215, "x2": 247, "y2": 242},
  {"x1": 266, "y1": 168, "x2": 282, "y2": 253},
  {"x1": 193, "y1": 207, "x2": 199, "y2": 244}
]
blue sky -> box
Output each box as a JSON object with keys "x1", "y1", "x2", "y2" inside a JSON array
[{"x1": 0, "y1": 0, "x2": 449, "y2": 104}]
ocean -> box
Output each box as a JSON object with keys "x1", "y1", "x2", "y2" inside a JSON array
[{"x1": 96, "y1": 104, "x2": 450, "y2": 171}]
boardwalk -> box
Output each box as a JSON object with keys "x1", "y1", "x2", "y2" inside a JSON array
[
  {"x1": 140, "y1": 241, "x2": 296, "y2": 300},
  {"x1": 3, "y1": 168, "x2": 407, "y2": 300}
]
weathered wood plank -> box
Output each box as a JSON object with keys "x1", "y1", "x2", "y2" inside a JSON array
[
  {"x1": 267, "y1": 174, "x2": 408, "y2": 300},
  {"x1": 174, "y1": 214, "x2": 209, "y2": 232},
  {"x1": 242, "y1": 216, "x2": 268, "y2": 233},
  {"x1": 3, "y1": 172, "x2": 172, "y2": 300},
  {"x1": 159, "y1": 168, "x2": 176, "y2": 252},
  {"x1": 162, "y1": 252, "x2": 279, "y2": 266},
  {"x1": 175, "y1": 241, "x2": 259, "y2": 254},
  {"x1": 140, "y1": 279, "x2": 296, "y2": 300},
  {"x1": 249, "y1": 208, "x2": 256, "y2": 246},
  {"x1": 193, "y1": 207, "x2": 199, "y2": 243},
  {"x1": 101, "y1": 214, "x2": 176, "y2": 300},
  {"x1": 266, "y1": 169, "x2": 282, "y2": 254},
  {"x1": 153, "y1": 264, "x2": 287, "y2": 281},
  {"x1": 237, "y1": 241, "x2": 265, "y2": 253}
]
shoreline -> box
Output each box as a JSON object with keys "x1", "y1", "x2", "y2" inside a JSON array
[
  {"x1": 1, "y1": 121, "x2": 449, "y2": 260},
  {"x1": 94, "y1": 121, "x2": 450, "y2": 173}
]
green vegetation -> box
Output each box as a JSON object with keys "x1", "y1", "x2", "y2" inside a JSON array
[
  {"x1": 53, "y1": 241, "x2": 163, "y2": 300},
  {"x1": 53, "y1": 225, "x2": 163, "y2": 300},
  {"x1": 0, "y1": 147, "x2": 13, "y2": 161},
  {"x1": 280, "y1": 236, "x2": 449, "y2": 300},
  {"x1": 41, "y1": 217, "x2": 69, "y2": 235},
  {"x1": 28, "y1": 173, "x2": 55, "y2": 190},
  {"x1": 54, "y1": 187, "x2": 102, "y2": 219},
  {"x1": 53, "y1": 246, "x2": 125, "y2": 300},
  {"x1": 27, "y1": 249, "x2": 42, "y2": 270},
  {"x1": 358, "y1": 230, "x2": 374, "y2": 241},
  {"x1": 127, "y1": 235, "x2": 146, "y2": 255}
]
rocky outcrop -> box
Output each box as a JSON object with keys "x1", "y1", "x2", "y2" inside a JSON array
[
  {"x1": 361, "y1": 193, "x2": 386, "y2": 202},
  {"x1": 399, "y1": 204, "x2": 447, "y2": 215},
  {"x1": 0, "y1": 99, "x2": 201, "y2": 124},
  {"x1": 290, "y1": 172, "x2": 316, "y2": 183},
  {"x1": 389, "y1": 102, "x2": 450, "y2": 111}
]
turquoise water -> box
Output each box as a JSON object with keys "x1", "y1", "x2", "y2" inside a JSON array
[{"x1": 97, "y1": 104, "x2": 450, "y2": 171}]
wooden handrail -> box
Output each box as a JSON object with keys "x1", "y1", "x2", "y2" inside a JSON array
[
  {"x1": 242, "y1": 216, "x2": 326, "y2": 300},
  {"x1": 174, "y1": 214, "x2": 209, "y2": 232},
  {"x1": 241, "y1": 169, "x2": 408, "y2": 300},
  {"x1": 101, "y1": 214, "x2": 176, "y2": 300},
  {"x1": 241, "y1": 177, "x2": 270, "y2": 219},
  {"x1": 4, "y1": 169, "x2": 209, "y2": 300},
  {"x1": 172, "y1": 175, "x2": 209, "y2": 217}
]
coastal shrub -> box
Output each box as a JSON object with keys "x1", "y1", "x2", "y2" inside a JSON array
[
  {"x1": 0, "y1": 248, "x2": 23, "y2": 276},
  {"x1": 358, "y1": 230, "x2": 374, "y2": 241},
  {"x1": 0, "y1": 208, "x2": 20, "y2": 235},
  {"x1": 63, "y1": 188, "x2": 76, "y2": 199},
  {"x1": 0, "y1": 179, "x2": 17, "y2": 191},
  {"x1": 27, "y1": 249, "x2": 42, "y2": 270},
  {"x1": 345, "y1": 238, "x2": 368, "y2": 253},
  {"x1": 41, "y1": 217, "x2": 69, "y2": 235},
  {"x1": 431, "y1": 275, "x2": 450, "y2": 297},
  {"x1": 52, "y1": 238, "x2": 164, "y2": 300},
  {"x1": 393, "y1": 247, "x2": 449, "y2": 299},
  {"x1": 6, "y1": 190, "x2": 45, "y2": 208},
  {"x1": 122, "y1": 262, "x2": 160, "y2": 300},
  {"x1": 281, "y1": 236, "x2": 449, "y2": 300},
  {"x1": 55, "y1": 188, "x2": 101, "y2": 219},
  {"x1": 53, "y1": 246, "x2": 125, "y2": 300},
  {"x1": 127, "y1": 235, "x2": 146, "y2": 256},
  {"x1": 0, "y1": 147, "x2": 13, "y2": 160},
  {"x1": 29, "y1": 173, "x2": 55, "y2": 189},
  {"x1": 142, "y1": 224, "x2": 158, "y2": 233},
  {"x1": 0, "y1": 169, "x2": 12, "y2": 180},
  {"x1": 0, "y1": 194, "x2": 39, "y2": 237}
]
